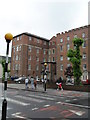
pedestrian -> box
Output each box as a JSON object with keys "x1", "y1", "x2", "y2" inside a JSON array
[
  {"x1": 56, "y1": 77, "x2": 63, "y2": 91},
  {"x1": 30, "y1": 76, "x2": 34, "y2": 89},
  {"x1": 25, "y1": 77, "x2": 29, "y2": 89},
  {"x1": 34, "y1": 79, "x2": 37, "y2": 90}
]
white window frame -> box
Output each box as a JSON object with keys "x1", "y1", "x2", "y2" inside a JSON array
[
  {"x1": 60, "y1": 64, "x2": 63, "y2": 71},
  {"x1": 60, "y1": 55, "x2": 63, "y2": 61},
  {"x1": 60, "y1": 38, "x2": 63, "y2": 43},
  {"x1": 28, "y1": 64, "x2": 31, "y2": 70}
]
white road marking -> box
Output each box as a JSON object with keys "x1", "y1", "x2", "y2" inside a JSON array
[
  {"x1": 56, "y1": 101, "x2": 62, "y2": 104},
  {"x1": 44, "y1": 104, "x2": 50, "y2": 107},
  {"x1": 28, "y1": 94, "x2": 55, "y2": 100},
  {"x1": 7, "y1": 98, "x2": 30, "y2": 106},
  {"x1": 15, "y1": 95, "x2": 44, "y2": 103},
  {"x1": 65, "y1": 100, "x2": 70, "y2": 102},
  {"x1": 12, "y1": 112, "x2": 26, "y2": 119},
  {"x1": 69, "y1": 110, "x2": 85, "y2": 116},
  {"x1": 32, "y1": 108, "x2": 38, "y2": 111},
  {"x1": 73, "y1": 99, "x2": 77, "y2": 101},
  {"x1": 57, "y1": 101, "x2": 90, "y2": 109}
]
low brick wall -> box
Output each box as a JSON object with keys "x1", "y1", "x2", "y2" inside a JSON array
[{"x1": 47, "y1": 83, "x2": 90, "y2": 92}]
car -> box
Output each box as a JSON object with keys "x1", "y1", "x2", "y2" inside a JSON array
[
  {"x1": 11, "y1": 76, "x2": 19, "y2": 81},
  {"x1": 81, "y1": 79, "x2": 90, "y2": 85},
  {"x1": 14, "y1": 77, "x2": 26, "y2": 83}
]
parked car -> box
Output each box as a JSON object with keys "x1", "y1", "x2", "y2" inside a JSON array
[
  {"x1": 81, "y1": 79, "x2": 90, "y2": 85},
  {"x1": 14, "y1": 77, "x2": 26, "y2": 83},
  {"x1": 11, "y1": 76, "x2": 19, "y2": 81}
]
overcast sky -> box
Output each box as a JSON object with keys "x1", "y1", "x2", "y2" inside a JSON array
[{"x1": 0, "y1": 0, "x2": 89, "y2": 57}]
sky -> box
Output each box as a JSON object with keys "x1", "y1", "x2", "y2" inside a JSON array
[{"x1": 0, "y1": 0, "x2": 89, "y2": 57}]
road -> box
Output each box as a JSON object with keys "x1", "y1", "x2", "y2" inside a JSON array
[{"x1": 0, "y1": 83, "x2": 90, "y2": 120}]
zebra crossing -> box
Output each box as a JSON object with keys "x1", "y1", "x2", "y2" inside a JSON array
[{"x1": 0, "y1": 91, "x2": 88, "y2": 119}]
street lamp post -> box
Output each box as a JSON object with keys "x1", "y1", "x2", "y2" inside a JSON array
[
  {"x1": 44, "y1": 63, "x2": 47, "y2": 92},
  {"x1": 2, "y1": 33, "x2": 13, "y2": 120}
]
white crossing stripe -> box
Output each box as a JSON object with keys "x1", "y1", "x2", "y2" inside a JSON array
[
  {"x1": 44, "y1": 104, "x2": 50, "y2": 107},
  {"x1": 56, "y1": 101, "x2": 62, "y2": 104},
  {"x1": 73, "y1": 99, "x2": 77, "y2": 101},
  {"x1": 7, "y1": 98, "x2": 30, "y2": 106},
  {"x1": 12, "y1": 112, "x2": 26, "y2": 119},
  {"x1": 28, "y1": 94, "x2": 55, "y2": 100},
  {"x1": 32, "y1": 108, "x2": 38, "y2": 111},
  {"x1": 15, "y1": 95, "x2": 44, "y2": 103},
  {"x1": 65, "y1": 100, "x2": 70, "y2": 102}
]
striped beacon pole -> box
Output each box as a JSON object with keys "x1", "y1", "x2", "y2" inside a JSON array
[
  {"x1": 44, "y1": 63, "x2": 47, "y2": 92},
  {"x1": 2, "y1": 33, "x2": 13, "y2": 120}
]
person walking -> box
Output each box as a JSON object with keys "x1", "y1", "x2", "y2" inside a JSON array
[
  {"x1": 25, "y1": 77, "x2": 29, "y2": 89},
  {"x1": 30, "y1": 76, "x2": 34, "y2": 89},
  {"x1": 34, "y1": 79, "x2": 37, "y2": 90},
  {"x1": 56, "y1": 77, "x2": 63, "y2": 90}
]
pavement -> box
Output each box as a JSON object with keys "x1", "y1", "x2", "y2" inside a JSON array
[{"x1": 7, "y1": 83, "x2": 89, "y2": 98}]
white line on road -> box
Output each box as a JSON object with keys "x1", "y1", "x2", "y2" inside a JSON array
[
  {"x1": 69, "y1": 110, "x2": 85, "y2": 116},
  {"x1": 15, "y1": 95, "x2": 44, "y2": 103},
  {"x1": 32, "y1": 108, "x2": 38, "y2": 111},
  {"x1": 65, "y1": 100, "x2": 71, "y2": 102},
  {"x1": 28, "y1": 94, "x2": 55, "y2": 100},
  {"x1": 73, "y1": 99, "x2": 77, "y2": 101},
  {"x1": 56, "y1": 101, "x2": 90, "y2": 109},
  {"x1": 7, "y1": 98, "x2": 30, "y2": 106},
  {"x1": 44, "y1": 104, "x2": 50, "y2": 107},
  {"x1": 12, "y1": 112, "x2": 26, "y2": 119}
]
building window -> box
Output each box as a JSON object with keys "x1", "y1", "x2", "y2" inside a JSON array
[
  {"x1": 28, "y1": 55, "x2": 31, "y2": 60},
  {"x1": 67, "y1": 43, "x2": 70, "y2": 50},
  {"x1": 13, "y1": 47, "x2": 15, "y2": 52},
  {"x1": 37, "y1": 39, "x2": 39, "y2": 43},
  {"x1": 29, "y1": 36, "x2": 32, "y2": 41},
  {"x1": 44, "y1": 41, "x2": 46, "y2": 45},
  {"x1": 15, "y1": 64, "x2": 18, "y2": 70},
  {"x1": 67, "y1": 64, "x2": 71, "y2": 67},
  {"x1": 43, "y1": 58, "x2": 46, "y2": 62},
  {"x1": 67, "y1": 36, "x2": 70, "y2": 41},
  {"x1": 28, "y1": 64, "x2": 31, "y2": 70},
  {"x1": 20, "y1": 36, "x2": 22, "y2": 40},
  {"x1": 52, "y1": 57, "x2": 55, "y2": 62},
  {"x1": 16, "y1": 46, "x2": 19, "y2": 51},
  {"x1": 82, "y1": 41, "x2": 86, "y2": 48},
  {"x1": 67, "y1": 57, "x2": 70, "y2": 60},
  {"x1": 60, "y1": 64, "x2": 63, "y2": 71},
  {"x1": 60, "y1": 45, "x2": 63, "y2": 51},
  {"x1": 83, "y1": 53, "x2": 86, "y2": 59},
  {"x1": 36, "y1": 65, "x2": 39, "y2": 71},
  {"x1": 49, "y1": 50, "x2": 51, "y2": 55},
  {"x1": 60, "y1": 38, "x2": 63, "y2": 43},
  {"x1": 17, "y1": 37, "x2": 19, "y2": 41},
  {"x1": 16, "y1": 55, "x2": 18, "y2": 61},
  {"x1": 83, "y1": 64, "x2": 87, "y2": 70},
  {"x1": 74, "y1": 34, "x2": 77, "y2": 38},
  {"x1": 28, "y1": 46, "x2": 32, "y2": 52},
  {"x1": 36, "y1": 57, "x2": 39, "y2": 62},
  {"x1": 52, "y1": 49, "x2": 55, "y2": 54},
  {"x1": 48, "y1": 58, "x2": 51, "y2": 62},
  {"x1": 82, "y1": 33, "x2": 85, "y2": 38},
  {"x1": 49, "y1": 42, "x2": 51, "y2": 46},
  {"x1": 37, "y1": 49, "x2": 39, "y2": 54},
  {"x1": 60, "y1": 55, "x2": 63, "y2": 61},
  {"x1": 19, "y1": 46, "x2": 21, "y2": 51},
  {"x1": 52, "y1": 42, "x2": 55, "y2": 45},
  {"x1": 43, "y1": 49, "x2": 46, "y2": 54}
]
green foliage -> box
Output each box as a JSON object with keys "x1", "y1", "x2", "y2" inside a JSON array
[
  {"x1": 67, "y1": 38, "x2": 84, "y2": 85},
  {"x1": 0, "y1": 59, "x2": 10, "y2": 80}
]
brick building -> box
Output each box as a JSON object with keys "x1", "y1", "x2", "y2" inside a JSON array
[{"x1": 11, "y1": 25, "x2": 90, "y2": 82}]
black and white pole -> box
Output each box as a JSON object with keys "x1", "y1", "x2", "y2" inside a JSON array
[
  {"x1": 2, "y1": 33, "x2": 13, "y2": 120},
  {"x1": 44, "y1": 63, "x2": 47, "y2": 92}
]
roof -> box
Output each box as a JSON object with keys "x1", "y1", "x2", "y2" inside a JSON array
[{"x1": 13, "y1": 32, "x2": 49, "y2": 41}]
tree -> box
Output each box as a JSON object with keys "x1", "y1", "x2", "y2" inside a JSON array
[
  {"x1": 0, "y1": 59, "x2": 10, "y2": 81},
  {"x1": 67, "y1": 38, "x2": 84, "y2": 85}
]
